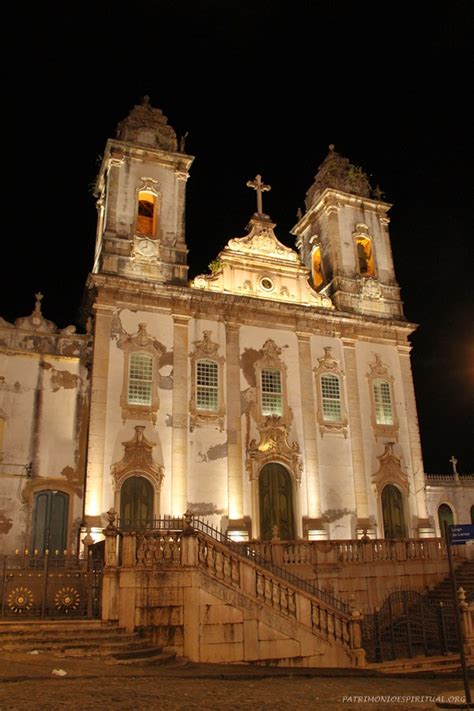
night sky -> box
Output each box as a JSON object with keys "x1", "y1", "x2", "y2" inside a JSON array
[{"x1": 4, "y1": 2, "x2": 473, "y2": 474}]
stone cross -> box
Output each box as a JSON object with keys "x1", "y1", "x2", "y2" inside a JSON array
[
  {"x1": 449, "y1": 455, "x2": 459, "y2": 477},
  {"x1": 34, "y1": 292, "x2": 44, "y2": 313},
  {"x1": 246, "y1": 174, "x2": 271, "y2": 215}
]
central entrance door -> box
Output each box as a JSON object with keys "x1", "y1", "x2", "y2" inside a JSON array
[
  {"x1": 120, "y1": 475, "x2": 154, "y2": 529},
  {"x1": 382, "y1": 484, "x2": 407, "y2": 538},
  {"x1": 259, "y1": 463, "x2": 295, "y2": 541}
]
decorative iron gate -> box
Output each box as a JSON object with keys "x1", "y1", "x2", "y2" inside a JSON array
[
  {"x1": 361, "y1": 589, "x2": 459, "y2": 662},
  {"x1": 0, "y1": 551, "x2": 103, "y2": 618}
]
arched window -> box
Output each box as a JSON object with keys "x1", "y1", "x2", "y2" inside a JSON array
[
  {"x1": 438, "y1": 503, "x2": 454, "y2": 538},
  {"x1": 128, "y1": 352, "x2": 153, "y2": 406},
  {"x1": 311, "y1": 245, "x2": 324, "y2": 290},
  {"x1": 356, "y1": 236, "x2": 375, "y2": 277},
  {"x1": 136, "y1": 191, "x2": 157, "y2": 236},
  {"x1": 32, "y1": 490, "x2": 69, "y2": 554},
  {"x1": 373, "y1": 378, "x2": 393, "y2": 425}
]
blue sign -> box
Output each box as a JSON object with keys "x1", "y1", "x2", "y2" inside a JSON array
[{"x1": 449, "y1": 524, "x2": 474, "y2": 545}]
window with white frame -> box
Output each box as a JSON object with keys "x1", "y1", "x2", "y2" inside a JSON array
[
  {"x1": 261, "y1": 368, "x2": 282, "y2": 416},
  {"x1": 196, "y1": 359, "x2": 219, "y2": 411},
  {"x1": 373, "y1": 378, "x2": 393, "y2": 425},
  {"x1": 313, "y1": 347, "x2": 348, "y2": 437},
  {"x1": 128, "y1": 352, "x2": 153, "y2": 405},
  {"x1": 320, "y1": 373, "x2": 342, "y2": 422}
]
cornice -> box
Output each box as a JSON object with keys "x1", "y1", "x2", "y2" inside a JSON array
[{"x1": 87, "y1": 273, "x2": 417, "y2": 341}]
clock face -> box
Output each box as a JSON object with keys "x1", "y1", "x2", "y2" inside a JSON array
[{"x1": 137, "y1": 239, "x2": 157, "y2": 257}]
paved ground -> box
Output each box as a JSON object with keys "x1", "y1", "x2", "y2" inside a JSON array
[{"x1": 0, "y1": 651, "x2": 472, "y2": 711}]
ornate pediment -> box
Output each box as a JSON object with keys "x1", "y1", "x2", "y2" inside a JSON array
[
  {"x1": 111, "y1": 426, "x2": 164, "y2": 488},
  {"x1": 226, "y1": 217, "x2": 299, "y2": 263},
  {"x1": 372, "y1": 442, "x2": 408, "y2": 495},
  {"x1": 247, "y1": 416, "x2": 302, "y2": 483}
]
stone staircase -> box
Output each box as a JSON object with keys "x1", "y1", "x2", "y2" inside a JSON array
[
  {"x1": 0, "y1": 619, "x2": 177, "y2": 665},
  {"x1": 426, "y1": 560, "x2": 474, "y2": 604}
]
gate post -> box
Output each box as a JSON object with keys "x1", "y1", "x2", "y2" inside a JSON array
[
  {"x1": 459, "y1": 588, "x2": 474, "y2": 655},
  {"x1": 101, "y1": 511, "x2": 120, "y2": 622},
  {"x1": 349, "y1": 609, "x2": 366, "y2": 667}
]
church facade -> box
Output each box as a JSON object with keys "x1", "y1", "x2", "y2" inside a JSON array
[{"x1": 1, "y1": 99, "x2": 472, "y2": 557}]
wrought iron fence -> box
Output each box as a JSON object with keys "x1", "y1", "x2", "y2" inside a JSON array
[
  {"x1": 0, "y1": 550, "x2": 103, "y2": 619},
  {"x1": 361, "y1": 589, "x2": 458, "y2": 662}
]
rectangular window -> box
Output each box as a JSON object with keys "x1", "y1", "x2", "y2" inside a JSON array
[
  {"x1": 321, "y1": 374, "x2": 342, "y2": 422},
  {"x1": 128, "y1": 352, "x2": 153, "y2": 405},
  {"x1": 373, "y1": 379, "x2": 393, "y2": 425},
  {"x1": 261, "y1": 368, "x2": 282, "y2": 416},
  {"x1": 196, "y1": 360, "x2": 219, "y2": 411}
]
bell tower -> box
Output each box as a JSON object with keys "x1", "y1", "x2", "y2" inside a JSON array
[
  {"x1": 92, "y1": 97, "x2": 194, "y2": 284},
  {"x1": 292, "y1": 145, "x2": 404, "y2": 319}
]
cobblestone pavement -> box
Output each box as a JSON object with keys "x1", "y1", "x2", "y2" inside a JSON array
[{"x1": 0, "y1": 651, "x2": 471, "y2": 711}]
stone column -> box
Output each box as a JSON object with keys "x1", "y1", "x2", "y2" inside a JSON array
[
  {"x1": 342, "y1": 338, "x2": 371, "y2": 536},
  {"x1": 296, "y1": 332, "x2": 325, "y2": 538},
  {"x1": 398, "y1": 344, "x2": 433, "y2": 536},
  {"x1": 225, "y1": 322, "x2": 244, "y2": 522},
  {"x1": 171, "y1": 315, "x2": 189, "y2": 516},
  {"x1": 85, "y1": 304, "x2": 115, "y2": 525}
]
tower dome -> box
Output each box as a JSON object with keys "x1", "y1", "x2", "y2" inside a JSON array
[
  {"x1": 115, "y1": 96, "x2": 178, "y2": 152},
  {"x1": 305, "y1": 144, "x2": 376, "y2": 209}
]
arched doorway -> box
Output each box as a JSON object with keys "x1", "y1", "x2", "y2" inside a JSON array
[
  {"x1": 259, "y1": 463, "x2": 295, "y2": 541},
  {"x1": 32, "y1": 490, "x2": 69, "y2": 554},
  {"x1": 381, "y1": 484, "x2": 407, "y2": 539},
  {"x1": 120, "y1": 475, "x2": 154, "y2": 529},
  {"x1": 438, "y1": 503, "x2": 454, "y2": 538}
]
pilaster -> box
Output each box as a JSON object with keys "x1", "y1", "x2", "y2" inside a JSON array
[
  {"x1": 225, "y1": 322, "x2": 244, "y2": 521},
  {"x1": 342, "y1": 338, "x2": 370, "y2": 534},
  {"x1": 296, "y1": 333, "x2": 323, "y2": 529},
  {"x1": 398, "y1": 345, "x2": 433, "y2": 535},
  {"x1": 85, "y1": 304, "x2": 114, "y2": 521},
  {"x1": 171, "y1": 315, "x2": 190, "y2": 516}
]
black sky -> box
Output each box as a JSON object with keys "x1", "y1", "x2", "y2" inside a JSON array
[{"x1": 4, "y1": 1, "x2": 473, "y2": 473}]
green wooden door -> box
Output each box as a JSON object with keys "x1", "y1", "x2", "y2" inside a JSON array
[
  {"x1": 259, "y1": 463, "x2": 295, "y2": 541},
  {"x1": 438, "y1": 503, "x2": 454, "y2": 538},
  {"x1": 120, "y1": 476, "x2": 154, "y2": 529},
  {"x1": 382, "y1": 484, "x2": 407, "y2": 539},
  {"x1": 32, "y1": 490, "x2": 69, "y2": 554}
]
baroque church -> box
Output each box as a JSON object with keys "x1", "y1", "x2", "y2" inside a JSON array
[{"x1": 0, "y1": 97, "x2": 472, "y2": 558}]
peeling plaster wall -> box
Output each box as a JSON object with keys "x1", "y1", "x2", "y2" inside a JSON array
[
  {"x1": 0, "y1": 346, "x2": 89, "y2": 553},
  {"x1": 102, "y1": 309, "x2": 174, "y2": 515},
  {"x1": 37, "y1": 359, "x2": 84, "y2": 478},
  {"x1": 187, "y1": 319, "x2": 228, "y2": 525}
]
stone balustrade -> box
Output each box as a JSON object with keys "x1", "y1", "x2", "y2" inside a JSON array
[{"x1": 233, "y1": 537, "x2": 465, "y2": 567}]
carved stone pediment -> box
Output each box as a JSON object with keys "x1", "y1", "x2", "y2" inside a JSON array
[
  {"x1": 111, "y1": 426, "x2": 164, "y2": 489},
  {"x1": 227, "y1": 217, "x2": 299, "y2": 262},
  {"x1": 372, "y1": 442, "x2": 408, "y2": 495},
  {"x1": 247, "y1": 416, "x2": 302, "y2": 483}
]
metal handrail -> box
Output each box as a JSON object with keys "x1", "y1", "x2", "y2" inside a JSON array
[{"x1": 117, "y1": 516, "x2": 350, "y2": 614}]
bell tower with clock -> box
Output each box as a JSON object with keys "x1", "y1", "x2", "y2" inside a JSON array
[{"x1": 91, "y1": 96, "x2": 194, "y2": 285}]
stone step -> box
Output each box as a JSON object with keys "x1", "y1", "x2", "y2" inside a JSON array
[
  {"x1": 105, "y1": 650, "x2": 177, "y2": 666},
  {"x1": 0, "y1": 629, "x2": 134, "y2": 643},
  {"x1": 1, "y1": 636, "x2": 151, "y2": 654}
]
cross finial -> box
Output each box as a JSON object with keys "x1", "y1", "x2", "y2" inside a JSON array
[
  {"x1": 246, "y1": 174, "x2": 271, "y2": 215},
  {"x1": 34, "y1": 292, "x2": 44, "y2": 313},
  {"x1": 449, "y1": 455, "x2": 459, "y2": 477}
]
